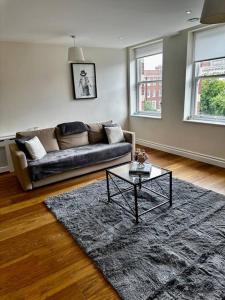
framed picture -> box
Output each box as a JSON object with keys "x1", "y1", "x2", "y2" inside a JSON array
[{"x1": 71, "y1": 63, "x2": 97, "y2": 100}]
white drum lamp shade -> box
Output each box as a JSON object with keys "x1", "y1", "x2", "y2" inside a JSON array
[
  {"x1": 68, "y1": 47, "x2": 85, "y2": 62},
  {"x1": 201, "y1": 0, "x2": 225, "y2": 24},
  {"x1": 68, "y1": 35, "x2": 85, "y2": 63}
]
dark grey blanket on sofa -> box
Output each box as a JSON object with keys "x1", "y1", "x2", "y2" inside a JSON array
[{"x1": 28, "y1": 142, "x2": 132, "y2": 181}]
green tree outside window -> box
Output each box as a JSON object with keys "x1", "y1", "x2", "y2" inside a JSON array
[
  {"x1": 200, "y1": 79, "x2": 225, "y2": 116},
  {"x1": 144, "y1": 100, "x2": 156, "y2": 111}
]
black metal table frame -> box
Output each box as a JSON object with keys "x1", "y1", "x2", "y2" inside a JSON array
[{"x1": 106, "y1": 168, "x2": 172, "y2": 224}]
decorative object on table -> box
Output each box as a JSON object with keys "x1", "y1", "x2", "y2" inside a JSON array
[
  {"x1": 71, "y1": 63, "x2": 97, "y2": 100},
  {"x1": 134, "y1": 148, "x2": 140, "y2": 161},
  {"x1": 45, "y1": 177, "x2": 225, "y2": 300},
  {"x1": 68, "y1": 35, "x2": 85, "y2": 63},
  {"x1": 134, "y1": 148, "x2": 149, "y2": 167},
  {"x1": 129, "y1": 161, "x2": 151, "y2": 176},
  {"x1": 200, "y1": 0, "x2": 225, "y2": 24}
]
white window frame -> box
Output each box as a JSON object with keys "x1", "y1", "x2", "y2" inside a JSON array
[
  {"x1": 184, "y1": 26, "x2": 225, "y2": 125},
  {"x1": 135, "y1": 52, "x2": 163, "y2": 117},
  {"x1": 132, "y1": 39, "x2": 163, "y2": 119},
  {"x1": 191, "y1": 56, "x2": 225, "y2": 123}
]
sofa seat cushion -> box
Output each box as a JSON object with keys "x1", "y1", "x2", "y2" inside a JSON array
[{"x1": 28, "y1": 142, "x2": 132, "y2": 181}]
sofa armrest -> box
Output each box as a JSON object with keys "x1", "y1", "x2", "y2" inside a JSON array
[
  {"x1": 123, "y1": 130, "x2": 135, "y2": 160},
  {"x1": 9, "y1": 143, "x2": 32, "y2": 191}
]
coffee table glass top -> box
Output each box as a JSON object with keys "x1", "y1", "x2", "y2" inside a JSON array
[{"x1": 107, "y1": 162, "x2": 170, "y2": 185}]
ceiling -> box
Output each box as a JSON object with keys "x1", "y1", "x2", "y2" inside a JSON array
[{"x1": 0, "y1": 0, "x2": 204, "y2": 48}]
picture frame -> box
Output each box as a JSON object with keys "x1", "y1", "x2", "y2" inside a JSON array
[{"x1": 71, "y1": 63, "x2": 97, "y2": 100}]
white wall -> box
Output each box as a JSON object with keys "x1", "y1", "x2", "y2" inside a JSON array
[
  {"x1": 0, "y1": 42, "x2": 128, "y2": 136},
  {"x1": 129, "y1": 30, "x2": 225, "y2": 163}
]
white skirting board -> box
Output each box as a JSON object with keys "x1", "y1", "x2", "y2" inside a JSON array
[{"x1": 136, "y1": 138, "x2": 225, "y2": 169}]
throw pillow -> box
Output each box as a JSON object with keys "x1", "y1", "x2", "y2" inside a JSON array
[
  {"x1": 55, "y1": 128, "x2": 89, "y2": 150},
  {"x1": 15, "y1": 137, "x2": 32, "y2": 158},
  {"x1": 25, "y1": 136, "x2": 47, "y2": 160},
  {"x1": 103, "y1": 123, "x2": 119, "y2": 128},
  {"x1": 104, "y1": 126, "x2": 125, "y2": 144},
  {"x1": 57, "y1": 121, "x2": 88, "y2": 136}
]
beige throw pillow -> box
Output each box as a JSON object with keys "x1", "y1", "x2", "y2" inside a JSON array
[
  {"x1": 104, "y1": 126, "x2": 125, "y2": 144},
  {"x1": 56, "y1": 128, "x2": 89, "y2": 150},
  {"x1": 25, "y1": 136, "x2": 47, "y2": 160}
]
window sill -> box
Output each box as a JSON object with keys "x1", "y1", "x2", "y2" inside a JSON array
[
  {"x1": 131, "y1": 113, "x2": 162, "y2": 119},
  {"x1": 183, "y1": 118, "x2": 225, "y2": 127}
]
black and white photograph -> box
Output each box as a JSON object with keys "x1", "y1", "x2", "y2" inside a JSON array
[{"x1": 71, "y1": 63, "x2": 97, "y2": 100}]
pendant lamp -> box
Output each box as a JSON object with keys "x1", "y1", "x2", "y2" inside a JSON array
[
  {"x1": 68, "y1": 35, "x2": 85, "y2": 63},
  {"x1": 201, "y1": 0, "x2": 225, "y2": 24}
]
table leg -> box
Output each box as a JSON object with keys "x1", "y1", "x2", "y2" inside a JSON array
[
  {"x1": 106, "y1": 171, "x2": 110, "y2": 203},
  {"x1": 134, "y1": 185, "x2": 139, "y2": 224},
  {"x1": 139, "y1": 175, "x2": 142, "y2": 189},
  {"x1": 169, "y1": 172, "x2": 172, "y2": 206}
]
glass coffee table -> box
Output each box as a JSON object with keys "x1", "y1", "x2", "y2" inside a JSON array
[{"x1": 106, "y1": 162, "x2": 172, "y2": 224}]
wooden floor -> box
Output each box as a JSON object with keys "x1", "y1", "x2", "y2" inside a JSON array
[{"x1": 1, "y1": 148, "x2": 225, "y2": 300}]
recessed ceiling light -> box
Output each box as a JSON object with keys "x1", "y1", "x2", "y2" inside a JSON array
[
  {"x1": 188, "y1": 17, "x2": 200, "y2": 22},
  {"x1": 118, "y1": 36, "x2": 124, "y2": 40},
  {"x1": 185, "y1": 10, "x2": 192, "y2": 14}
]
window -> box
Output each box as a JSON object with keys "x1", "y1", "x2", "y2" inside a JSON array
[
  {"x1": 151, "y1": 100, "x2": 157, "y2": 110},
  {"x1": 135, "y1": 41, "x2": 163, "y2": 116},
  {"x1": 190, "y1": 25, "x2": 225, "y2": 123},
  {"x1": 159, "y1": 88, "x2": 162, "y2": 97},
  {"x1": 152, "y1": 90, "x2": 156, "y2": 97}
]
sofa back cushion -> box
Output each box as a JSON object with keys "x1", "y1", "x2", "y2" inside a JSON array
[
  {"x1": 87, "y1": 120, "x2": 112, "y2": 144},
  {"x1": 16, "y1": 128, "x2": 59, "y2": 152},
  {"x1": 55, "y1": 128, "x2": 89, "y2": 150}
]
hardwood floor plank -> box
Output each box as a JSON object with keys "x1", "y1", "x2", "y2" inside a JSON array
[
  {"x1": 0, "y1": 223, "x2": 74, "y2": 266},
  {"x1": 1, "y1": 258, "x2": 92, "y2": 300},
  {"x1": 0, "y1": 205, "x2": 55, "y2": 242},
  {"x1": 46, "y1": 282, "x2": 85, "y2": 300},
  {"x1": 0, "y1": 177, "x2": 104, "y2": 215}
]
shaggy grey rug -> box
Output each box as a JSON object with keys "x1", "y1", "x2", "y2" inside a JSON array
[{"x1": 45, "y1": 176, "x2": 225, "y2": 300}]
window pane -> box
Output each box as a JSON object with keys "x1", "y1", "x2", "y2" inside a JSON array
[
  {"x1": 195, "y1": 58, "x2": 225, "y2": 77},
  {"x1": 138, "y1": 83, "x2": 162, "y2": 113},
  {"x1": 137, "y1": 54, "x2": 163, "y2": 82},
  {"x1": 194, "y1": 78, "x2": 225, "y2": 118}
]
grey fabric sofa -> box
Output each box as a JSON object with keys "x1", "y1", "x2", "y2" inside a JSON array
[{"x1": 9, "y1": 122, "x2": 135, "y2": 191}]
